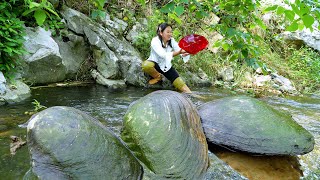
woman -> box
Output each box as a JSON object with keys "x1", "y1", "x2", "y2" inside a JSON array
[{"x1": 141, "y1": 22, "x2": 192, "y2": 93}]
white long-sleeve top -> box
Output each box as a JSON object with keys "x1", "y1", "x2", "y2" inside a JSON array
[{"x1": 147, "y1": 36, "x2": 182, "y2": 72}]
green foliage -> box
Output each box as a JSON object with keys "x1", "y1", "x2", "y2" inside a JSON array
[
  {"x1": 286, "y1": 47, "x2": 320, "y2": 93},
  {"x1": 0, "y1": 0, "x2": 26, "y2": 80},
  {"x1": 132, "y1": 10, "x2": 166, "y2": 60},
  {"x1": 22, "y1": 0, "x2": 60, "y2": 26},
  {"x1": 32, "y1": 99, "x2": 47, "y2": 112},
  {"x1": 22, "y1": 0, "x2": 64, "y2": 35},
  {"x1": 264, "y1": 0, "x2": 320, "y2": 31},
  {"x1": 138, "y1": 0, "x2": 319, "y2": 72},
  {"x1": 91, "y1": 0, "x2": 107, "y2": 20}
]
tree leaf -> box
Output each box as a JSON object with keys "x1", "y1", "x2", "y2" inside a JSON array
[
  {"x1": 168, "y1": 13, "x2": 182, "y2": 24},
  {"x1": 284, "y1": 10, "x2": 295, "y2": 21},
  {"x1": 276, "y1": 6, "x2": 286, "y2": 15},
  {"x1": 226, "y1": 28, "x2": 236, "y2": 36},
  {"x1": 160, "y1": 2, "x2": 174, "y2": 13},
  {"x1": 255, "y1": 18, "x2": 266, "y2": 30},
  {"x1": 290, "y1": 4, "x2": 301, "y2": 17},
  {"x1": 241, "y1": 49, "x2": 248, "y2": 58},
  {"x1": 222, "y1": 43, "x2": 229, "y2": 51},
  {"x1": 175, "y1": 6, "x2": 184, "y2": 16},
  {"x1": 286, "y1": 22, "x2": 299, "y2": 31},
  {"x1": 29, "y1": 2, "x2": 40, "y2": 9},
  {"x1": 302, "y1": 14, "x2": 314, "y2": 28},
  {"x1": 264, "y1": 5, "x2": 278, "y2": 12},
  {"x1": 22, "y1": 8, "x2": 36, "y2": 16},
  {"x1": 300, "y1": 3, "x2": 310, "y2": 16},
  {"x1": 34, "y1": 9, "x2": 47, "y2": 26},
  {"x1": 298, "y1": 22, "x2": 305, "y2": 30}
]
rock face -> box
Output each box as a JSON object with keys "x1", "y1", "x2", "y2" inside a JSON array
[
  {"x1": 25, "y1": 106, "x2": 143, "y2": 179},
  {"x1": 21, "y1": 27, "x2": 67, "y2": 84},
  {"x1": 60, "y1": 7, "x2": 147, "y2": 87},
  {"x1": 198, "y1": 96, "x2": 315, "y2": 155},
  {"x1": 281, "y1": 21, "x2": 320, "y2": 52},
  {"x1": 121, "y1": 90, "x2": 209, "y2": 179},
  {"x1": 53, "y1": 31, "x2": 90, "y2": 80}
]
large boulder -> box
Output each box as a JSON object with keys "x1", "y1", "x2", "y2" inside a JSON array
[
  {"x1": 21, "y1": 27, "x2": 67, "y2": 85},
  {"x1": 121, "y1": 90, "x2": 209, "y2": 179},
  {"x1": 60, "y1": 7, "x2": 147, "y2": 87},
  {"x1": 198, "y1": 96, "x2": 315, "y2": 155},
  {"x1": 25, "y1": 106, "x2": 143, "y2": 179},
  {"x1": 53, "y1": 31, "x2": 90, "y2": 79}
]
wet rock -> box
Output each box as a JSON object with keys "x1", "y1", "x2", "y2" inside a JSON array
[
  {"x1": 121, "y1": 90, "x2": 209, "y2": 179},
  {"x1": 25, "y1": 106, "x2": 143, "y2": 179},
  {"x1": 0, "y1": 80, "x2": 31, "y2": 104},
  {"x1": 198, "y1": 96, "x2": 315, "y2": 155}
]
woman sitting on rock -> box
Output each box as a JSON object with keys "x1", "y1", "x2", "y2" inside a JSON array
[{"x1": 141, "y1": 22, "x2": 191, "y2": 93}]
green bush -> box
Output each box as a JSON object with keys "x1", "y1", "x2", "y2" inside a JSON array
[
  {"x1": 0, "y1": 0, "x2": 26, "y2": 80},
  {"x1": 132, "y1": 10, "x2": 166, "y2": 60},
  {"x1": 0, "y1": 0, "x2": 63, "y2": 80},
  {"x1": 287, "y1": 47, "x2": 320, "y2": 93}
]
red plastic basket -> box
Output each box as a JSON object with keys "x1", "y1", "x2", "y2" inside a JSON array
[{"x1": 178, "y1": 34, "x2": 209, "y2": 55}]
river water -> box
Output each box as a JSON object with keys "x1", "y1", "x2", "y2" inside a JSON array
[{"x1": 0, "y1": 85, "x2": 319, "y2": 179}]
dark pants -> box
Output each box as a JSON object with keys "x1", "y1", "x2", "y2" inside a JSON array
[{"x1": 153, "y1": 62, "x2": 179, "y2": 83}]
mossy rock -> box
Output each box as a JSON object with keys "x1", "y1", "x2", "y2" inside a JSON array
[
  {"x1": 25, "y1": 106, "x2": 143, "y2": 179},
  {"x1": 121, "y1": 90, "x2": 209, "y2": 179},
  {"x1": 198, "y1": 96, "x2": 315, "y2": 155}
]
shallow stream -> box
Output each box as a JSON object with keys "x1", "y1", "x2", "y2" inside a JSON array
[{"x1": 0, "y1": 85, "x2": 319, "y2": 179}]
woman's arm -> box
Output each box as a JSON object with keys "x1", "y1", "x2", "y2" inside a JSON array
[{"x1": 171, "y1": 38, "x2": 188, "y2": 57}]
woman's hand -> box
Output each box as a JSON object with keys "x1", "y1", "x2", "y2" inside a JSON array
[
  {"x1": 180, "y1": 49, "x2": 189, "y2": 57},
  {"x1": 173, "y1": 49, "x2": 189, "y2": 57}
]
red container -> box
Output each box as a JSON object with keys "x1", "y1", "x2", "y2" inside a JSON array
[{"x1": 178, "y1": 34, "x2": 209, "y2": 55}]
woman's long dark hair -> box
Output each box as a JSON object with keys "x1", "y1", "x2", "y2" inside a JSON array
[{"x1": 157, "y1": 22, "x2": 173, "y2": 48}]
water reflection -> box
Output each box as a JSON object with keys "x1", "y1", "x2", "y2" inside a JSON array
[{"x1": 0, "y1": 85, "x2": 319, "y2": 179}]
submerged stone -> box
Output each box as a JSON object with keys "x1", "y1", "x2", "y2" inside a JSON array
[
  {"x1": 25, "y1": 106, "x2": 143, "y2": 179},
  {"x1": 121, "y1": 90, "x2": 209, "y2": 179},
  {"x1": 198, "y1": 96, "x2": 315, "y2": 155}
]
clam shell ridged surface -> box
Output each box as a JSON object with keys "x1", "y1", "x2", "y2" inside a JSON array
[
  {"x1": 26, "y1": 106, "x2": 143, "y2": 179},
  {"x1": 198, "y1": 96, "x2": 315, "y2": 155},
  {"x1": 121, "y1": 90, "x2": 209, "y2": 179}
]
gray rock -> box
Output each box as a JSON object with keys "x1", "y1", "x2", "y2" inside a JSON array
[
  {"x1": 21, "y1": 27, "x2": 66, "y2": 84},
  {"x1": 91, "y1": 69, "x2": 126, "y2": 89},
  {"x1": 103, "y1": 14, "x2": 128, "y2": 36},
  {"x1": 61, "y1": 7, "x2": 147, "y2": 87},
  {"x1": 0, "y1": 72, "x2": 6, "y2": 95},
  {"x1": 54, "y1": 31, "x2": 90, "y2": 79},
  {"x1": 0, "y1": 80, "x2": 31, "y2": 104},
  {"x1": 219, "y1": 67, "x2": 234, "y2": 82},
  {"x1": 271, "y1": 73, "x2": 297, "y2": 94},
  {"x1": 126, "y1": 18, "x2": 148, "y2": 43},
  {"x1": 281, "y1": 21, "x2": 320, "y2": 52}
]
